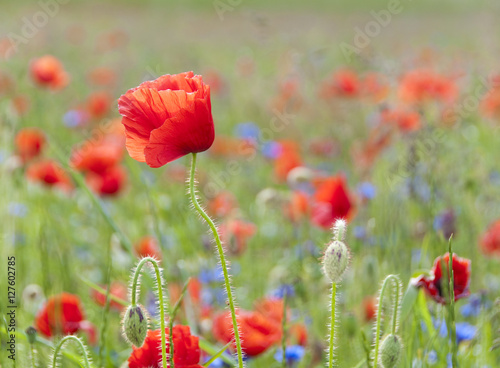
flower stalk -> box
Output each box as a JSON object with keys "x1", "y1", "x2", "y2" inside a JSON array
[{"x1": 189, "y1": 152, "x2": 244, "y2": 368}]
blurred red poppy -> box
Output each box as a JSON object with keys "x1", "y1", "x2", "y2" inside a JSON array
[
  {"x1": 86, "y1": 91, "x2": 113, "y2": 119},
  {"x1": 213, "y1": 310, "x2": 281, "y2": 357},
  {"x1": 70, "y1": 139, "x2": 124, "y2": 175},
  {"x1": 15, "y1": 128, "x2": 46, "y2": 162},
  {"x1": 311, "y1": 176, "x2": 355, "y2": 229},
  {"x1": 398, "y1": 69, "x2": 457, "y2": 105},
  {"x1": 219, "y1": 219, "x2": 257, "y2": 255},
  {"x1": 30, "y1": 55, "x2": 69, "y2": 90},
  {"x1": 285, "y1": 191, "x2": 310, "y2": 223},
  {"x1": 128, "y1": 325, "x2": 203, "y2": 368},
  {"x1": 207, "y1": 191, "x2": 238, "y2": 218},
  {"x1": 381, "y1": 108, "x2": 421, "y2": 132},
  {"x1": 320, "y1": 69, "x2": 360, "y2": 99},
  {"x1": 413, "y1": 252, "x2": 471, "y2": 304},
  {"x1": 118, "y1": 72, "x2": 214, "y2": 167},
  {"x1": 35, "y1": 293, "x2": 96, "y2": 344},
  {"x1": 85, "y1": 165, "x2": 127, "y2": 197},
  {"x1": 26, "y1": 160, "x2": 73, "y2": 191},
  {"x1": 480, "y1": 220, "x2": 500, "y2": 256},
  {"x1": 91, "y1": 281, "x2": 127, "y2": 312},
  {"x1": 362, "y1": 296, "x2": 377, "y2": 321},
  {"x1": 134, "y1": 236, "x2": 162, "y2": 260},
  {"x1": 274, "y1": 141, "x2": 302, "y2": 182}
]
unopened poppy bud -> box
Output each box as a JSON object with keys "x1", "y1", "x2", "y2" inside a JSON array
[
  {"x1": 25, "y1": 326, "x2": 37, "y2": 344},
  {"x1": 380, "y1": 334, "x2": 402, "y2": 368},
  {"x1": 322, "y1": 240, "x2": 350, "y2": 283},
  {"x1": 122, "y1": 304, "x2": 149, "y2": 347}
]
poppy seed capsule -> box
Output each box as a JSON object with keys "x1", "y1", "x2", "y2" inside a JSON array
[
  {"x1": 123, "y1": 304, "x2": 148, "y2": 347},
  {"x1": 323, "y1": 240, "x2": 350, "y2": 283},
  {"x1": 25, "y1": 326, "x2": 37, "y2": 344},
  {"x1": 380, "y1": 334, "x2": 402, "y2": 368}
]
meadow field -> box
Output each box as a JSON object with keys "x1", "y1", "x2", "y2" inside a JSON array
[{"x1": 1, "y1": 0, "x2": 500, "y2": 367}]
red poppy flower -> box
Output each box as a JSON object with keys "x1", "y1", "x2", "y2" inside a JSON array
[
  {"x1": 362, "y1": 296, "x2": 377, "y2": 321},
  {"x1": 35, "y1": 293, "x2": 96, "y2": 344},
  {"x1": 381, "y1": 108, "x2": 421, "y2": 132},
  {"x1": 85, "y1": 165, "x2": 127, "y2": 197},
  {"x1": 320, "y1": 69, "x2": 360, "y2": 99},
  {"x1": 91, "y1": 281, "x2": 127, "y2": 312},
  {"x1": 207, "y1": 191, "x2": 238, "y2": 218},
  {"x1": 128, "y1": 325, "x2": 202, "y2": 368},
  {"x1": 480, "y1": 220, "x2": 500, "y2": 256},
  {"x1": 285, "y1": 191, "x2": 310, "y2": 223},
  {"x1": 413, "y1": 252, "x2": 471, "y2": 304},
  {"x1": 481, "y1": 89, "x2": 500, "y2": 119},
  {"x1": 30, "y1": 55, "x2": 69, "y2": 90},
  {"x1": 26, "y1": 160, "x2": 73, "y2": 191},
  {"x1": 15, "y1": 128, "x2": 46, "y2": 162},
  {"x1": 70, "y1": 139, "x2": 124, "y2": 175},
  {"x1": 86, "y1": 91, "x2": 113, "y2": 119},
  {"x1": 274, "y1": 141, "x2": 302, "y2": 182},
  {"x1": 219, "y1": 219, "x2": 257, "y2": 255},
  {"x1": 361, "y1": 72, "x2": 389, "y2": 102},
  {"x1": 398, "y1": 69, "x2": 457, "y2": 105},
  {"x1": 134, "y1": 236, "x2": 162, "y2": 260},
  {"x1": 213, "y1": 310, "x2": 282, "y2": 357},
  {"x1": 311, "y1": 176, "x2": 355, "y2": 229},
  {"x1": 118, "y1": 72, "x2": 214, "y2": 168}
]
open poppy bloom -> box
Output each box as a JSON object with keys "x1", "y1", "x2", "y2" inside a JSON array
[
  {"x1": 118, "y1": 72, "x2": 214, "y2": 167},
  {"x1": 35, "y1": 293, "x2": 96, "y2": 344},
  {"x1": 480, "y1": 220, "x2": 500, "y2": 256},
  {"x1": 15, "y1": 128, "x2": 46, "y2": 162},
  {"x1": 26, "y1": 159, "x2": 73, "y2": 191},
  {"x1": 320, "y1": 69, "x2": 360, "y2": 99},
  {"x1": 413, "y1": 252, "x2": 471, "y2": 304},
  {"x1": 311, "y1": 176, "x2": 355, "y2": 229},
  {"x1": 274, "y1": 141, "x2": 302, "y2": 182},
  {"x1": 128, "y1": 325, "x2": 203, "y2": 368},
  {"x1": 71, "y1": 139, "x2": 124, "y2": 175},
  {"x1": 30, "y1": 55, "x2": 69, "y2": 90}
]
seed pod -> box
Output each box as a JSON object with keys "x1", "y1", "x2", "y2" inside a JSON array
[
  {"x1": 25, "y1": 326, "x2": 37, "y2": 345},
  {"x1": 380, "y1": 334, "x2": 402, "y2": 368},
  {"x1": 122, "y1": 304, "x2": 149, "y2": 347},
  {"x1": 322, "y1": 240, "x2": 350, "y2": 283}
]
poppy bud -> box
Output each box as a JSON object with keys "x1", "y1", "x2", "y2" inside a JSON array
[
  {"x1": 25, "y1": 326, "x2": 37, "y2": 344},
  {"x1": 322, "y1": 240, "x2": 350, "y2": 283},
  {"x1": 122, "y1": 304, "x2": 149, "y2": 347},
  {"x1": 380, "y1": 334, "x2": 402, "y2": 368}
]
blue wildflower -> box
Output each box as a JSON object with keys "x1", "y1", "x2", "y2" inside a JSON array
[{"x1": 274, "y1": 345, "x2": 305, "y2": 365}]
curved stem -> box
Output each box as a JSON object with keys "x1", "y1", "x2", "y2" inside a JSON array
[
  {"x1": 328, "y1": 283, "x2": 337, "y2": 368},
  {"x1": 189, "y1": 153, "x2": 244, "y2": 368},
  {"x1": 51, "y1": 336, "x2": 91, "y2": 368},
  {"x1": 373, "y1": 275, "x2": 402, "y2": 368},
  {"x1": 130, "y1": 257, "x2": 170, "y2": 368}
]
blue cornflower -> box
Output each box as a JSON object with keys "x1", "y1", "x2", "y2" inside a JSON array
[
  {"x1": 357, "y1": 182, "x2": 376, "y2": 200},
  {"x1": 270, "y1": 284, "x2": 295, "y2": 299},
  {"x1": 262, "y1": 141, "x2": 282, "y2": 159},
  {"x1": 274, "y1": 345, "x2": 305, "y2": 365},
  {"x1": 235, "y1": 122, "x2": 260, "y2": 142}
]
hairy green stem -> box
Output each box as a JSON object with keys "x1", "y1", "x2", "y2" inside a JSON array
[
  {"x1": 51, "y1": 336, "x2": 91, "y2": 368},
  {"x1": 448, "y1": 238, "x2": 458, "y2": 367},
  {"x1": 329, "y1": 283, "x2": 337, "y2": 368},
  {"x1": 189, "y1": 153, "x2": 244, "y2": 368},
  {"x1": 373, "y1": 275, "x2": 402, "y2": 368},
  {"x1": 131, "y1": 257, "x2": 170, "y2": 368}
]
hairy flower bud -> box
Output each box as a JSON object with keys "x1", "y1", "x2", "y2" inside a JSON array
[
  {"x1": 323, "y1": 240, "x2": 350, "y2": 283},
  {"x1": 380, "y1": 334, "x2": 402, "y2": 368},
  {"x1": 122, "y1": 304, "x2": 149, "y2": 347}
]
